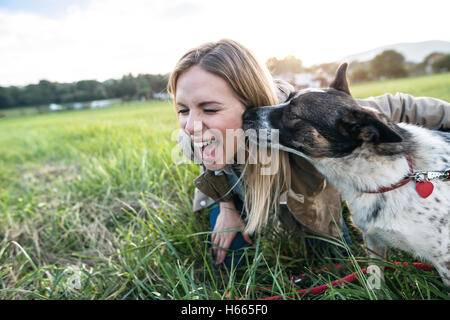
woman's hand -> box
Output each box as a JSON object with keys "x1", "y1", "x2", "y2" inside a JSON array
[{"x1": 212, "y1": 201, "x2": 252, "y2": 265}]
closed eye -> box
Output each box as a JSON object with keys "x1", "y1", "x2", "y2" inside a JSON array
[
  {"x1": 283, "y1": 110, "x2": 297, "y2": 121},
  {"x1": 177, "y1": 109, "x2": 218, "y2": 115}
]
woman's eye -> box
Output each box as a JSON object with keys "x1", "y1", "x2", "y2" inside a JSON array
[
  {"x1": 204, "y1": 109, "x2": 218, "y2": 113},
  {"x1": 178, "y1": 109, "x2": 189, "y2": 114}
]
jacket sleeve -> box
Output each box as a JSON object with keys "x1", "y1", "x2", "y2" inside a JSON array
[
  {"x1": 194, "y1": 169, "x2": 235, "y2": 203},
  {"x1": 356, "y1": 93, "x2": 450, "y2": 131}
]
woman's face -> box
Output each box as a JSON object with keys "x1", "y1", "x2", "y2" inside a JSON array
[{"x1": 176, "y1": 65, "x2": 246, "y2": 171}]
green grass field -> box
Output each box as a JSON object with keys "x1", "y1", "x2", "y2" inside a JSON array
[
  {"x1": 0, "y1": 73, "x2": 449, "y2": 300},
  {"x1": 351, "y1": 72, "x2": 450, "y2": 101}
]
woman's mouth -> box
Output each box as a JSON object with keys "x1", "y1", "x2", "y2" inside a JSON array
[{"x1": 193, "y1": 138, "x2": 218, "y2": 162}]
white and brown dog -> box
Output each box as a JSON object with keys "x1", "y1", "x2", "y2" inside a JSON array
[{"x1": 243, "y1": 63, "x2": 450, "y2": 287}]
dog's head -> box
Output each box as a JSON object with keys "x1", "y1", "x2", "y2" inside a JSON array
[{"x1": 242, "y1": 63, "x2": 403, "y2": 158}]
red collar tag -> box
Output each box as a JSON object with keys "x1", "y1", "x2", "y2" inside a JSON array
[
  {"x1": 363, "y1": 156, "x2": 446, "y2": 198},
  {"x1": 415, "y1": 180, "x2": 434, "y2": 198}
]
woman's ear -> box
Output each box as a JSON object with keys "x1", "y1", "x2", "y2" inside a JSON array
[
  {"x1": 338, "y1": 110, "x2": 403, "y2": 144},
  {"x1": 330, "y1": 62, "x2": 351, "y2": 96}
]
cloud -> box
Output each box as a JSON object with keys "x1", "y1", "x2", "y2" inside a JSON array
[
  {"x1": 0, "y1": 0, "x2": 199, "y2": 86},
  {"x1": 163, "y1": 1, "x2": 203, "y2": 19}
]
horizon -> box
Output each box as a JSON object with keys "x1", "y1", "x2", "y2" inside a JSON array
[
  {"x1": 1, "y1": 38, "x2": 447, "y2": 88},
  {"x1": 1, "y1": 0, "x2": 450, "y2": 87}
]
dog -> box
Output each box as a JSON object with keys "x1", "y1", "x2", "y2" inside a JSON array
[{"x1": 242, "y1": 63, "x2": 450, "y2": 287}]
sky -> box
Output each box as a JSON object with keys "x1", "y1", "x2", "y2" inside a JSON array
[{"x1": 0, "y1": 0, "x2": 449, "y2": 86}]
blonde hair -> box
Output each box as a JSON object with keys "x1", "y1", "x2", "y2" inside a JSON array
[{"x1": 168, "y1": 39, "x2": 291, "y2": 234}]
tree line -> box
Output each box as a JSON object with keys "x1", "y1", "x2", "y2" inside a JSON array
[
  {"x1": 266, "y1": 51, "x2": 450, "y2": 84},
  {"x1": 349, "y1": 51, "x2": 450, "y2": 83},
  {"x1": 0, "y1": 73, "x2": 169, "y2": 110},
  {"x1": 2, "y1": 50, "x2": 449, "y2": 110}
]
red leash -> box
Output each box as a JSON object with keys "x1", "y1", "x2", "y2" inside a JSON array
[{"x1": 255, "y1": 262, "x2": 434, "y2": 300}]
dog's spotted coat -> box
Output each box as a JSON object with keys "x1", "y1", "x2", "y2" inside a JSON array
[{"x1": 243, "y1": 63, "x2": 450, "y2": 286}]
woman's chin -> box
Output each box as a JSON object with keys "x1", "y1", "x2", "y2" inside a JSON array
[
  {"x1": 200, "y1": 145, "x2": 227, "y2": 171},
  {"x1": 202, "y1": 162, "x2": 227, "y2": 172}
]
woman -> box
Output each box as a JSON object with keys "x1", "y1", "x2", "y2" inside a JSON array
[{"x1": 168, "y1": 39, "x2": 450, "y2": 267}]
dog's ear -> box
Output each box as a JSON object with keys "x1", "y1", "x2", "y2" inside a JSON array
[
  {"x1": 330, "y1": 62, "x2": 351, "y2": 96},
  {"x1": 338, "y1": 110, "x2": 403, "y2": 144}
]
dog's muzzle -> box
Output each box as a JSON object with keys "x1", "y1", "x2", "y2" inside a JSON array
[
  {"x1": 242, "y1": 107, "x2": 259, "y2": 129},
  {"x1": 242, "y1": 105, "x2": 279, "y2": 131}
]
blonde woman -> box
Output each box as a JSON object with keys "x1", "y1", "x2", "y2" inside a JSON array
[{"x1": 168, "y1": 39, "x2": 450, "y2": 267}]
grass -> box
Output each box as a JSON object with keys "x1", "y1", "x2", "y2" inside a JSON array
[
  {"x1": 0, "y1": 73, "x2": 449, "y2": 300},
  {"x1": 351, "y1": 72, "x2": 450, "y2": 101}
]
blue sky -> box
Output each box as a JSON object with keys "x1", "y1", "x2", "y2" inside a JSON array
[
  {"x1": 1, "y1": 0, "x2": 449, "y2": 86},
  {"x1": 0, "y1": 0, "x2": 90, "y2": 17}
]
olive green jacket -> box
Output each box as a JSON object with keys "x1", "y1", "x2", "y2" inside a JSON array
[{"x1": 191, "y1": 88, "x2": 450, "y2": 238}]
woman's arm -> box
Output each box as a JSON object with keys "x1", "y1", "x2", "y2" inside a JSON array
[{"x1": 356, "y1": 93, "x2": 450, "y2": 131}]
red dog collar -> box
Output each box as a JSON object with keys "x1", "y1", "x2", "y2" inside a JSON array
[
  {"x1": 365, "y1": 155, "x2": 413, "y2": 194},
  {"x1": 365, "y1": 155, "x2": 449, "y2": 198}
]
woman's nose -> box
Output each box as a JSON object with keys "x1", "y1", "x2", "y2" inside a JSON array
[{"x1": 184, "y1": 113, "x2": 203, "y2": 136}]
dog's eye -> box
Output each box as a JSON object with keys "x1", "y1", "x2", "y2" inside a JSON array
[
  {"x1": 284, "y1": 109, "x2": 297, "y2": 121},
  {"x1": 288, "y1": 113, "x2": 296, "y2": 120}
]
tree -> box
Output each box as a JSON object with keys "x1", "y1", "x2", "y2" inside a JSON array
[
  {"x1": 308, "y1": 62, "x2": 340, "y2": 75},
  {"x1": 22, "y1": 84, "x2": 42, "y2": 106},
  {"x1": 348, "y1": 61, "x2": 371, "y2": 83},
  {"x1": 350, "y1": 67, "x2": 370, "y2": 83},
  {"x1": 37, "y1": 80, "x2": 57, "y2": 104},
  {"x1": 266, "y1": 56, "x2": 303, "y2": 75},
  {"x1": 370, "y1": 50, "x2": 408, "y2": 79},
  {"x1": 119, "y1": 74, "x2": 138, "y2": 100},
  {"x1": 423, "y1": 52, "x2": 443, "y2": 65},
  {"x1": 0, "y1": 87, "x2": 13, "y2": 109},
  {"x1": 75, "y1": 80, "x2": 106, "y2": 101},
  {"x1": 432, "y1": 54, "x2": 450, "y2": 73},
  {"x1": 55, "y1": 83, "x2": 76, "y2": 103},
  {"x1": 0, "y1": 72, "x2": 170, "y2": 110}
]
